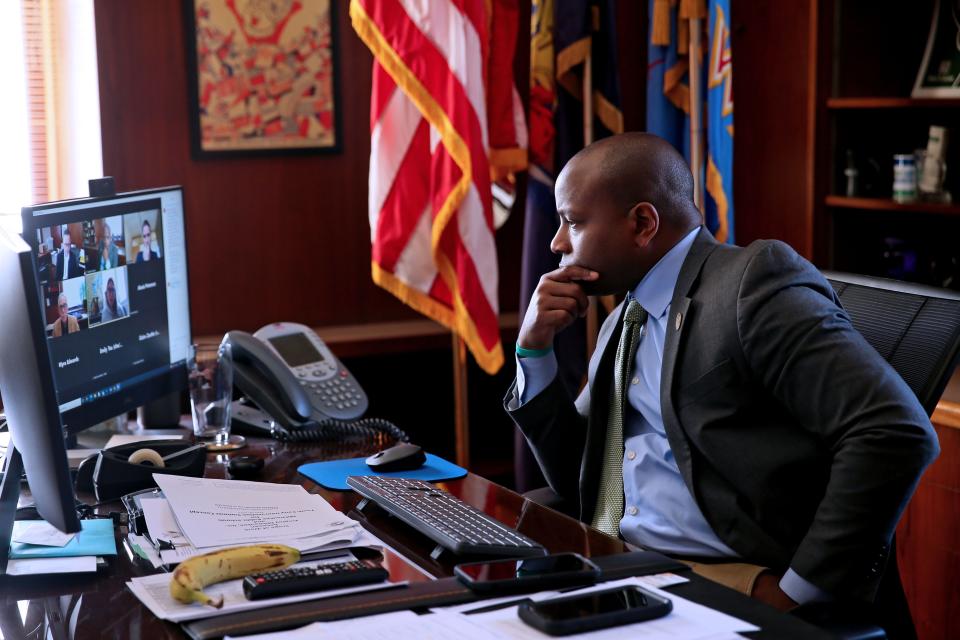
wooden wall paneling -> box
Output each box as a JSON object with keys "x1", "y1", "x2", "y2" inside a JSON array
[
  {"x1": 808, "y1": 0, "x2": 835, "y2": 268},
  {"x1": 615, "y1": 0, "x2": 646, "y2": 133},
  {"x1": 728, "y1": 0, "x2": 815, "y2": 255},
  {"x1": 897, "y1": 423, "x2": 960, "y2": 640},
  {"x1": 833, "y1": 0, "x2": 933, "y2": 99}
]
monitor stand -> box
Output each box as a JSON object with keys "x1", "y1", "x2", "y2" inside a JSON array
[{"x1": 0, "y1": 447, "x2": 24, "y2": 575}]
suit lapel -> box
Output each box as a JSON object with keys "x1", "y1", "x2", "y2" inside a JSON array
[{"x1": 660, "y1": 227, "x2": 718, "y2": 489}]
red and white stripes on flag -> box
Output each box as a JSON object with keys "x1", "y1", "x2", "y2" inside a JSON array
[{"x1": 351, "y1": 0, "x2": 519, "y2": 375}]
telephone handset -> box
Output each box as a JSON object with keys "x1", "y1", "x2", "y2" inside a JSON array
[
  {"x1": 225, "y1": 322, "x2": 369, "y2": 428},
  {"x1": 225, "y1": 322, "x2": 407, "y2": 443}
]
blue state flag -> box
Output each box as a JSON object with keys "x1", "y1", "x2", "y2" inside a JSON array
[
  {"x1": 646, "y1": 0, "x2": 734, "y2": 243},
  {"x1": 705, "y1": 0, "x2": 734, "y2": 243}
]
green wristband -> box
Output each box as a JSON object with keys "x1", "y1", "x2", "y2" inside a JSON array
[{"x1": 516, "y1": 343, "x2": 553, "y2": 358}]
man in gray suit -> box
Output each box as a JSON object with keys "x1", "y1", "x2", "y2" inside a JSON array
[{"x1": 506, "y1": 133, "x2": 938, "y2": 627}]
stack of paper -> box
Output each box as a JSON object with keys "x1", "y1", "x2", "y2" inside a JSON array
[
  {"x1": 154, "y1": 475, "x2": 350, "y2": 545},
  {"x1": 125, "y1": 474, "x2": 400, "y2": 621},
  {"x1": 137, "y1": 494, "x2": 374, "y2": 567},
  {"x1": 141, "y1": 474, "x2": 379, "y2": 567},
  {"x1": 7, "y1": 519, "x2": 116, "y2": 576}
]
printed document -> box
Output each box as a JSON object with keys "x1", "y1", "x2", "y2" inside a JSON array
[
  {"x1": 5, "y1": 557, "x2": 98, "y2": 576},
  {"x1": 229, "y1": 577, "x2": 758, "y2": 640},
  {"x1": 153, "y1": 474, "x2": 345, "y2": 548},
  {"x1": 138, "y1": 496, "x2": 373, "y2": 566}
]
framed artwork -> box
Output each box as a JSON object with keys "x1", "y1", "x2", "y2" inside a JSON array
[
  {"x1": 184, "y1": 0, "x2": 341, "y2": 156},
  {"x1": 913, "y1": 0, "x2": 960, "y2": 97}
]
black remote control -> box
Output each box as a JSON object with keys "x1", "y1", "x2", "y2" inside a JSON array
[{"x1": 242, "y1": 559, "x2": 389, "y2": 600}]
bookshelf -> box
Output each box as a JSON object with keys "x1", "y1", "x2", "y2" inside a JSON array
[
  {"x1": 824, "y1": 195, "x2": 960, "y2": 217},
  {"x1": 826, "y1": 97, "x2": 960, "y2": 110},
  {"x1": 812, "y1": 0, "x2": 960, "y2": 292}
]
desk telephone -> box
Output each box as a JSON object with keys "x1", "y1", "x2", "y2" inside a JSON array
[{"x1": 224, "y1": 322, "x2": 406, "y2": 442}]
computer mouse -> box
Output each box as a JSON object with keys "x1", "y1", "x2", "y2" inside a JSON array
[
  {"x1": 228, "y1": 455, "x2": 264, "y2": 479},
  {"x1": 365, "y1": 442, "x2": 426, "y2": 472}
]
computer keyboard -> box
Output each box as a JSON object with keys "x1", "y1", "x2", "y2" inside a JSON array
[{"x1": 347, "y1": 476, "x2": 546, "y2": 558}]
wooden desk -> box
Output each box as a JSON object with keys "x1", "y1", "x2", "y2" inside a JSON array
[{"x1": 1, "y1": 434, "x2": 830, "y2": 638}]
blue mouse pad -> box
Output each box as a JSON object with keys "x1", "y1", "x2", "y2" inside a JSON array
[{"x1": 298, "y1": 453, "x2": 467, "y2": 491}]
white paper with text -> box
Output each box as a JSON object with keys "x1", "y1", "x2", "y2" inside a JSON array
[{"x1": 153, "y1": 474, "x2": 346, "y2": 548}]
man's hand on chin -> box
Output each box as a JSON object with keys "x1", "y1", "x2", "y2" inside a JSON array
[
  {"x1": 518, "y1": 265, "x2": 598, "y2": 350},
  {"x1": 751, "y1": 572, "x2": 799, "y2": 612}
]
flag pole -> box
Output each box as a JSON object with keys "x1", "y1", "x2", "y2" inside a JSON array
[
  {"x1": 583, "y1": 52, "x2": 594, "y2": 145},
  {"x1": 452, "y1": 334, "x2": 470, "y2": 467},
  {"x1": 584, "y1": 51, "x2": 602, "y2": 360},
  {"x1": 688, "y1": 14, "x2": 705, "y2": 213},
  {"x1": 583, "y1": 47, "x2": 617, "y2": 358}
]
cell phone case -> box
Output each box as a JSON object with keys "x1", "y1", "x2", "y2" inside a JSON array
[
  {"x1": 517, "y1": 585, "x2": 673, "y2": 636},
  {"x1": 454, "y1": 553, "x2": 600, "y2": 593}
]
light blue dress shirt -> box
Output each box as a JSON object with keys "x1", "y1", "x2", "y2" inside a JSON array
[{"x1": 516, "y1": 227, "x2": 828, "y2": 604}]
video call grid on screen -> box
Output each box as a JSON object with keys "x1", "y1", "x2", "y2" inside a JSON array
[{"x1": 21, "y1": 187, "x2": 191, "y2": 431}]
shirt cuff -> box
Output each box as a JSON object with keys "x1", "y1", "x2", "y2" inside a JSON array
[
  {"x1": 780, "y1": 568, "x2": 832, "y2": 605},
  {"x1": 515, "y1": 352, "x2": 558, "y2": 405}
]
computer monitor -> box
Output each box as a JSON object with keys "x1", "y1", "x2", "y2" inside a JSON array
[
  {"x1": 19, "y1": 186, "x2": 192, "y2": 436},
  {"x1": 0, "y1": 226, "x2": 81, "y2": 574}
]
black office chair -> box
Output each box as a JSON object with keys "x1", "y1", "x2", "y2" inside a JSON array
[
  {"x1": 521, "y1": 271, "x2": 960, "y2": 640},
  {"x1": 790, "y1": 272, "x2": 960, "y2": 640},
  {"x1": 822, "y1": 271, "x2": 960, "y2": 414}
]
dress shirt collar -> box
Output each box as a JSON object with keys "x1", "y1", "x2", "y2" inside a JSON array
[{"x1": 629, "y1": 226, "x2": 700, "y2": 318}]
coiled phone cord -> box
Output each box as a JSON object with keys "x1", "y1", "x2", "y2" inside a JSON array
[{"x1": 270, "y1": 417, "x2": 408, "y2": 444}]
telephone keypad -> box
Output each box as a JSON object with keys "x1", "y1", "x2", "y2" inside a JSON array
[{"x1": 308, "y1": 374, "x2": 363, "y2": 416}]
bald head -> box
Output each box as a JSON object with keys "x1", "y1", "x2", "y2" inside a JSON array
[
  {"x1": 549, "y1": 133, "x2": 704, "y2": 294},
  {"x1": 562, "y1": 132, "x2": 702, "y2": 233}
]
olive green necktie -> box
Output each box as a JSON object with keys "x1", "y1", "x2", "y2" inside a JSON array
[{"x1": 591, "y1": 299, "x2": 646, "y2": 536}]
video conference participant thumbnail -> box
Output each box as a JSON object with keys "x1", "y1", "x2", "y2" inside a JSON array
[
  {"x1": 51, "y1": 292, "x2": 80, "y2": 337},
  {"x1": 124, "y1": 213, "x2": 163, "y2": 264},
  {"x1": 47, "y1": 277, "x2": 86, "y2": 338},
  {"x1": 93, "y1": 216, "x2": 126, "y2": 271},
  {"x1": 86, "y1": 268, "x2": 130, "y2": 326},
  {"x1": 55, "y1": 225, "x2": 83, "y2": 280},
  {"x1": 102, "y1": 275, "x2": 129, "y2": 322}
]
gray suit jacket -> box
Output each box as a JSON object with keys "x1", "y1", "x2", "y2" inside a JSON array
[{"x1": 506, "y1": 227, "x2": 938, "y2": 601}]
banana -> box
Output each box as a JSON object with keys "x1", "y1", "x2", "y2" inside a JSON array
[{"x1": 169, "y1": 543, "x2": 300, "y2": 608}]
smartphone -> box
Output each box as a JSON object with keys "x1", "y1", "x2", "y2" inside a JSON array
[
  {"x1": 518, "y1": 584, "x2": 673, "y2": 636},
  {"x1": 454, "y1": 552, "x2": 600, "y2": 593}
]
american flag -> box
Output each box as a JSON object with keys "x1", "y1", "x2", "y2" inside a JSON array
[{"x1": 351, "y1": 0, "x2": 524, "y2": 375}]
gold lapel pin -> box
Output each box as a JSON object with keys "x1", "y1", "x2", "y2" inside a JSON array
[{"x1": 675, "y1": 312, "x2": 683, "y2": 331}]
